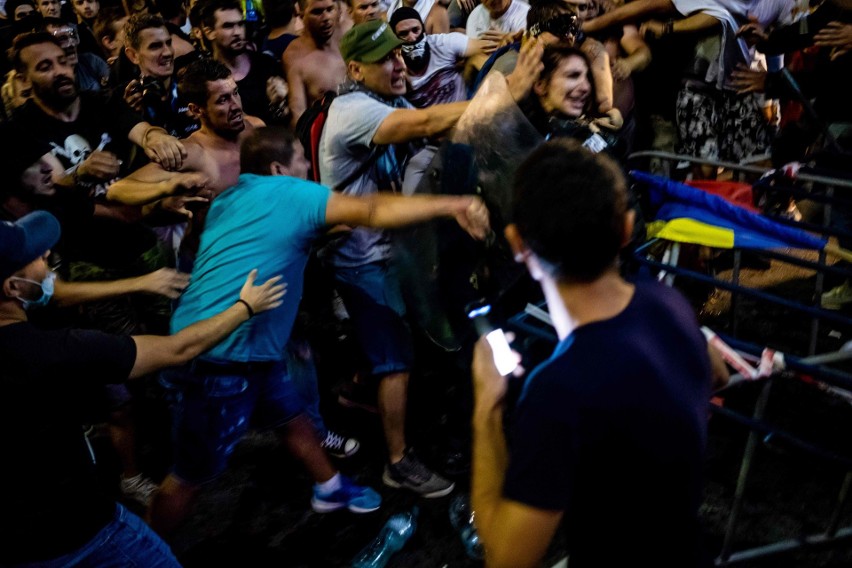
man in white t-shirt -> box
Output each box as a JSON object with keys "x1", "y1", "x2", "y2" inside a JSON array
[
  {"x1": 465, "y1": 0, "x2": 528, "y2": 40},
  {"x1": 390, "y1": 6, "x2": 495, "y2": 107}
]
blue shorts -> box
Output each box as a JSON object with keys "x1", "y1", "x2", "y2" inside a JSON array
[
  {"x1": 160, "y1": 359, "x2": 304, "y2": 484},
  {"x1": 19, "y1": 504, "x2": 180, "y2": 567},
  {"x1": 334, "y1": 261, "x2": 414, "y2": 377}
]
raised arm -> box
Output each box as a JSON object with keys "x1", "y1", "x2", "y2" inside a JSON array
[
  {"x1": 129, "y1": 270, "x2": 286, "y2": 379},
  {"x1": 470, "y1": 337, "x2": 563, "y2": 568},
  {"x1": 581, "y1": 38, "x2": 614, "y2": 113}
]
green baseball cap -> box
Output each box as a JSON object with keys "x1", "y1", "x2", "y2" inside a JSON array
[{"x1": 340, "y1": 20, "x2": 404, "y2": 64}]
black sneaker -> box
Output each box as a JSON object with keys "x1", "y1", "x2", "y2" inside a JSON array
[
  {"x1": 383, "y1": 449, "x2": 455, "y2": 498},
  {"x1": 320, "y1": 430, "x2": 361, "y2": 458}
]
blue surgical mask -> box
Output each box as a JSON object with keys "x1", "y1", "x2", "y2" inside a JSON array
[{"x1": 11, "y1": 271, "x2": 56, "y2": 310}]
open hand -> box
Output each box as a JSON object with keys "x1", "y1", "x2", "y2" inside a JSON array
[
  {"x1": 158, "y1": 195, "x2": 209, "y2": 218},
  {"x1": 136, "y1": 268, "x2": 190, "y2": 299},
  {"x1": 730, "y1": 64, "x2": 767, "y2": 94},
  {"x1": 815, "y1": 22, "x2": 852, "y2": 60},
  {"x1": 506, "y1": 37, "x2": 544, "y2": 102},
  {"x1": 239, "y1": 269, "x2": 287, "y2": 315}
]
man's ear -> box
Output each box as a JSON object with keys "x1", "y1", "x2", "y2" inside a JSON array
[
  {"x1": 186, "y1": 101, "x2": 204, "y2": 120},
  {"x1": 268, "y1": 160, "x2": 287, "y2": 176},
  {"x1": 2, "y1": 275, "x2": 21, "y2": 299},
  {"x1": 533, "y1": 78, "x2": 547, "y2": 98},
  {"x1": 621, "y1": 209, "x2": 635, "y2": 248},
  {"x1": 202, "y1": 24, "x2": 215, "y2": 42},
  {"x1": 348, "y1": 60, "x2": 364, "y2": 82},
  {"x1": 504, "y1": 223, "x2": 528, "y2": 262},
  {"x1": 124, "y1": 45, "x2": 140, "y2": 65}
]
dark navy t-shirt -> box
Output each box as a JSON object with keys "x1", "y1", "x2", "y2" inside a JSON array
[{"x1": 503, "y1": 281, "x2": 711, "y2": 567}]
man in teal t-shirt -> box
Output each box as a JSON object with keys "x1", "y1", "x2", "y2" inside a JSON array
[{"x1": 151, "y1": 126, "x2": 491, "y2": 535}]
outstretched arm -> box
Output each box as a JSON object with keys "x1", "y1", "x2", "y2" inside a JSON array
[
  {"x1": 583, "y1": 0, "x2": 676, "y2": 33},
  {"x1": 129, "y1": 270, "x2": 286, "y2": 378},
  {"x1": 325, "y1": 193, "x2": 490, "y2": 239},
  {"x1": 53, "y1": 268, "x2": 190, "y2": 307}
]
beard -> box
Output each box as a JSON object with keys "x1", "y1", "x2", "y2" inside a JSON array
[{"x1": 33, "y1": 75, "x2": 78, "y2": 109}]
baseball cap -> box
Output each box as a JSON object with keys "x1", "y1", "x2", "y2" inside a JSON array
[
  {"x1": 340, "y1": 20, "x2": 404, "y2": 64},
  {"x1": 0, "y1": 211, "x2": 60, "y2": 280}
]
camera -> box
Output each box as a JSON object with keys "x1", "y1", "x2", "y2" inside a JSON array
[
  {"x1": 467, "y1": 302, "x2": 519, "y2": 376},
  {"x1": 140, "y1": 76, "x2": 166, "y2": 102}
]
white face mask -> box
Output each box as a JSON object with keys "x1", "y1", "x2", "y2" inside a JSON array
[
  {"x1": 401, "y1": 34, "x2": 430, "y2": 72},
  {"x1": 10, "y1": 271, "x2": 56, "y2": 310}
]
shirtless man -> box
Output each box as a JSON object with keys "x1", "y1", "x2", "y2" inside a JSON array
[
  {"x1": 107, "y1": 58, "x2": 264, "y2": 262},
  {"x1": 283, "y1": 0, "x2": 348, "y2": 126}
]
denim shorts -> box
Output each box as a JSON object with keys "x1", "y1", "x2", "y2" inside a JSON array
[
  {"x1": 334, "y1": 261, "x2": 414, "y2": 377},
  {"x1": 160, "y1": 359, "x2": 304, "y2": 484},
  {"x1": 18, "y1": 504, "x2": 180, "y2": 567}
]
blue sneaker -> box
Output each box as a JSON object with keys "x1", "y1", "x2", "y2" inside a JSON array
[{"x1": 312, "y1": 476, "x2": 382, "y2": 514}]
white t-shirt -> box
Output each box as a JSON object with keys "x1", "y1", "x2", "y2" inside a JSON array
[
  {"x1": 465, "y1": 0, "x2": 529, "y2": 38},
  {"x1": 387, "y1": 0, "x2": 435, "y2": 20},
  {"x1": 407, "y1": 32, "x2": 469, "y2": 107}
]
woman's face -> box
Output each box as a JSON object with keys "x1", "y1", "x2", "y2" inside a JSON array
[{"x1": 535, "y1": 55, "x2": 591, "y2": 119}]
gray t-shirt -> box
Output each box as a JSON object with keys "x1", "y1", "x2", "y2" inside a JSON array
[{"x1": 318, "y1": 91, "x2": 413, "y2": 267}]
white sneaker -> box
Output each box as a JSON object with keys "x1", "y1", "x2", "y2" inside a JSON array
[
  {"x1": 120, "y1": 474, "x2": 159, "y2": 507},
  {"x1": 822, "y1": 280, "x2": 852, "y2": 310},
  {"x1": 320, "y1": 430, "x2": 360, "y2": 458}
]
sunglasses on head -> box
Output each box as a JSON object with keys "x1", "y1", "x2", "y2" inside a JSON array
[{"x1": 529, "y1": 13, "x2": 580, "y2": 39}]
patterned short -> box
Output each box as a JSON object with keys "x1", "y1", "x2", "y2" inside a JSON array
[{"x1": 675, "y1": 85, "x2": 770, "y2": 163}]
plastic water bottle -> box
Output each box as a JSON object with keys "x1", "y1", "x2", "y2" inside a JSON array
[
  {"x1": 351, "y1": 508, "x2": 418, "y2": 568},
  {"x1": 243, "y1": 0, "x2": 258, "y2": 22},
  {"x1": 449, "y1": 494, "x2": 484, "y2": 560}
]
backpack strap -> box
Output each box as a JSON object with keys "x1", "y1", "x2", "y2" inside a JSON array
[{"x1": 329, "y1": 143, "x2": 389, "y2": 193}]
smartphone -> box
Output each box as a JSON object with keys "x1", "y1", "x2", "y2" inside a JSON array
[{"x1": 467, "y1": 303, "x2": 519, "y2": 376}]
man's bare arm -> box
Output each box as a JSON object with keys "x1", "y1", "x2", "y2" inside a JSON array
[
  {"x1": 106, "y1": 143, "x2": 208, "y2": 205},
  {"x1": 372, "y1": 101, "x2": 470, "y2": 144},
  {"x1": 325, "y1": 193, "x2": 489, "y2": 239},
  {"x1": 129, "y1": 271, "x2": 286, "y2": 379},
  {"x1": 284, "y1": 53, "x2": 309, "y2": 127},
  {"x1": 470, "y1": 337, "x2": 563, "y2": 567},
  {"x1": 52, "y1": 269, "x2": 189, "y2": 307}
]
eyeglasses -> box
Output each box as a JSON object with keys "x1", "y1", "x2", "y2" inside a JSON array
[{"x1": 51, "y1": 26, "x2": 80, "y2": 48}]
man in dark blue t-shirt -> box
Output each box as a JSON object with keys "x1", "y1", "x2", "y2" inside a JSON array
[{"x1": 471, "y1": 139, "x2": 716, "y2": 567}]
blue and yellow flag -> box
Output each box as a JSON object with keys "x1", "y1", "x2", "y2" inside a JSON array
[{"x1": 632, "y1": 171, "x2": 828, "y2": 251}]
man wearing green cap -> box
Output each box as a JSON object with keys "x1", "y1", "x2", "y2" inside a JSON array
[{"x1": 318, "y1": 18, "x2": 542, "y2": 497}]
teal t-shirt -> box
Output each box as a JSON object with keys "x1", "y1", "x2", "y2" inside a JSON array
[{"x1": 170, "y1": 173, "x2": 331, "y2": 362}]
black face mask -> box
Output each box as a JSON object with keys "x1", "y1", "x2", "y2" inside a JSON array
[{"x1": 401, "y1": 33, "x2": 430, "y2": 74}]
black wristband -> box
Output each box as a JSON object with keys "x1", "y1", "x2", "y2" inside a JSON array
[{"x1": 237, "y1": 298, "x2": 254, "y2": 318}]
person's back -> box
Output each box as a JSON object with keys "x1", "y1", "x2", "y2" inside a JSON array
[{"x1": 505, "y1": 280, "x2": 709, "y2": 566}]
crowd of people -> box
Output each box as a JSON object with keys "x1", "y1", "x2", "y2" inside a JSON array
[{"x1": 0, "y1": 0, "x2": 850, "y2": 565}]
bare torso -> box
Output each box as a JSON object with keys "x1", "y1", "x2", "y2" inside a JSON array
[{"x1": 284, "y1": 34, "x2": 348, "y2": 120}]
